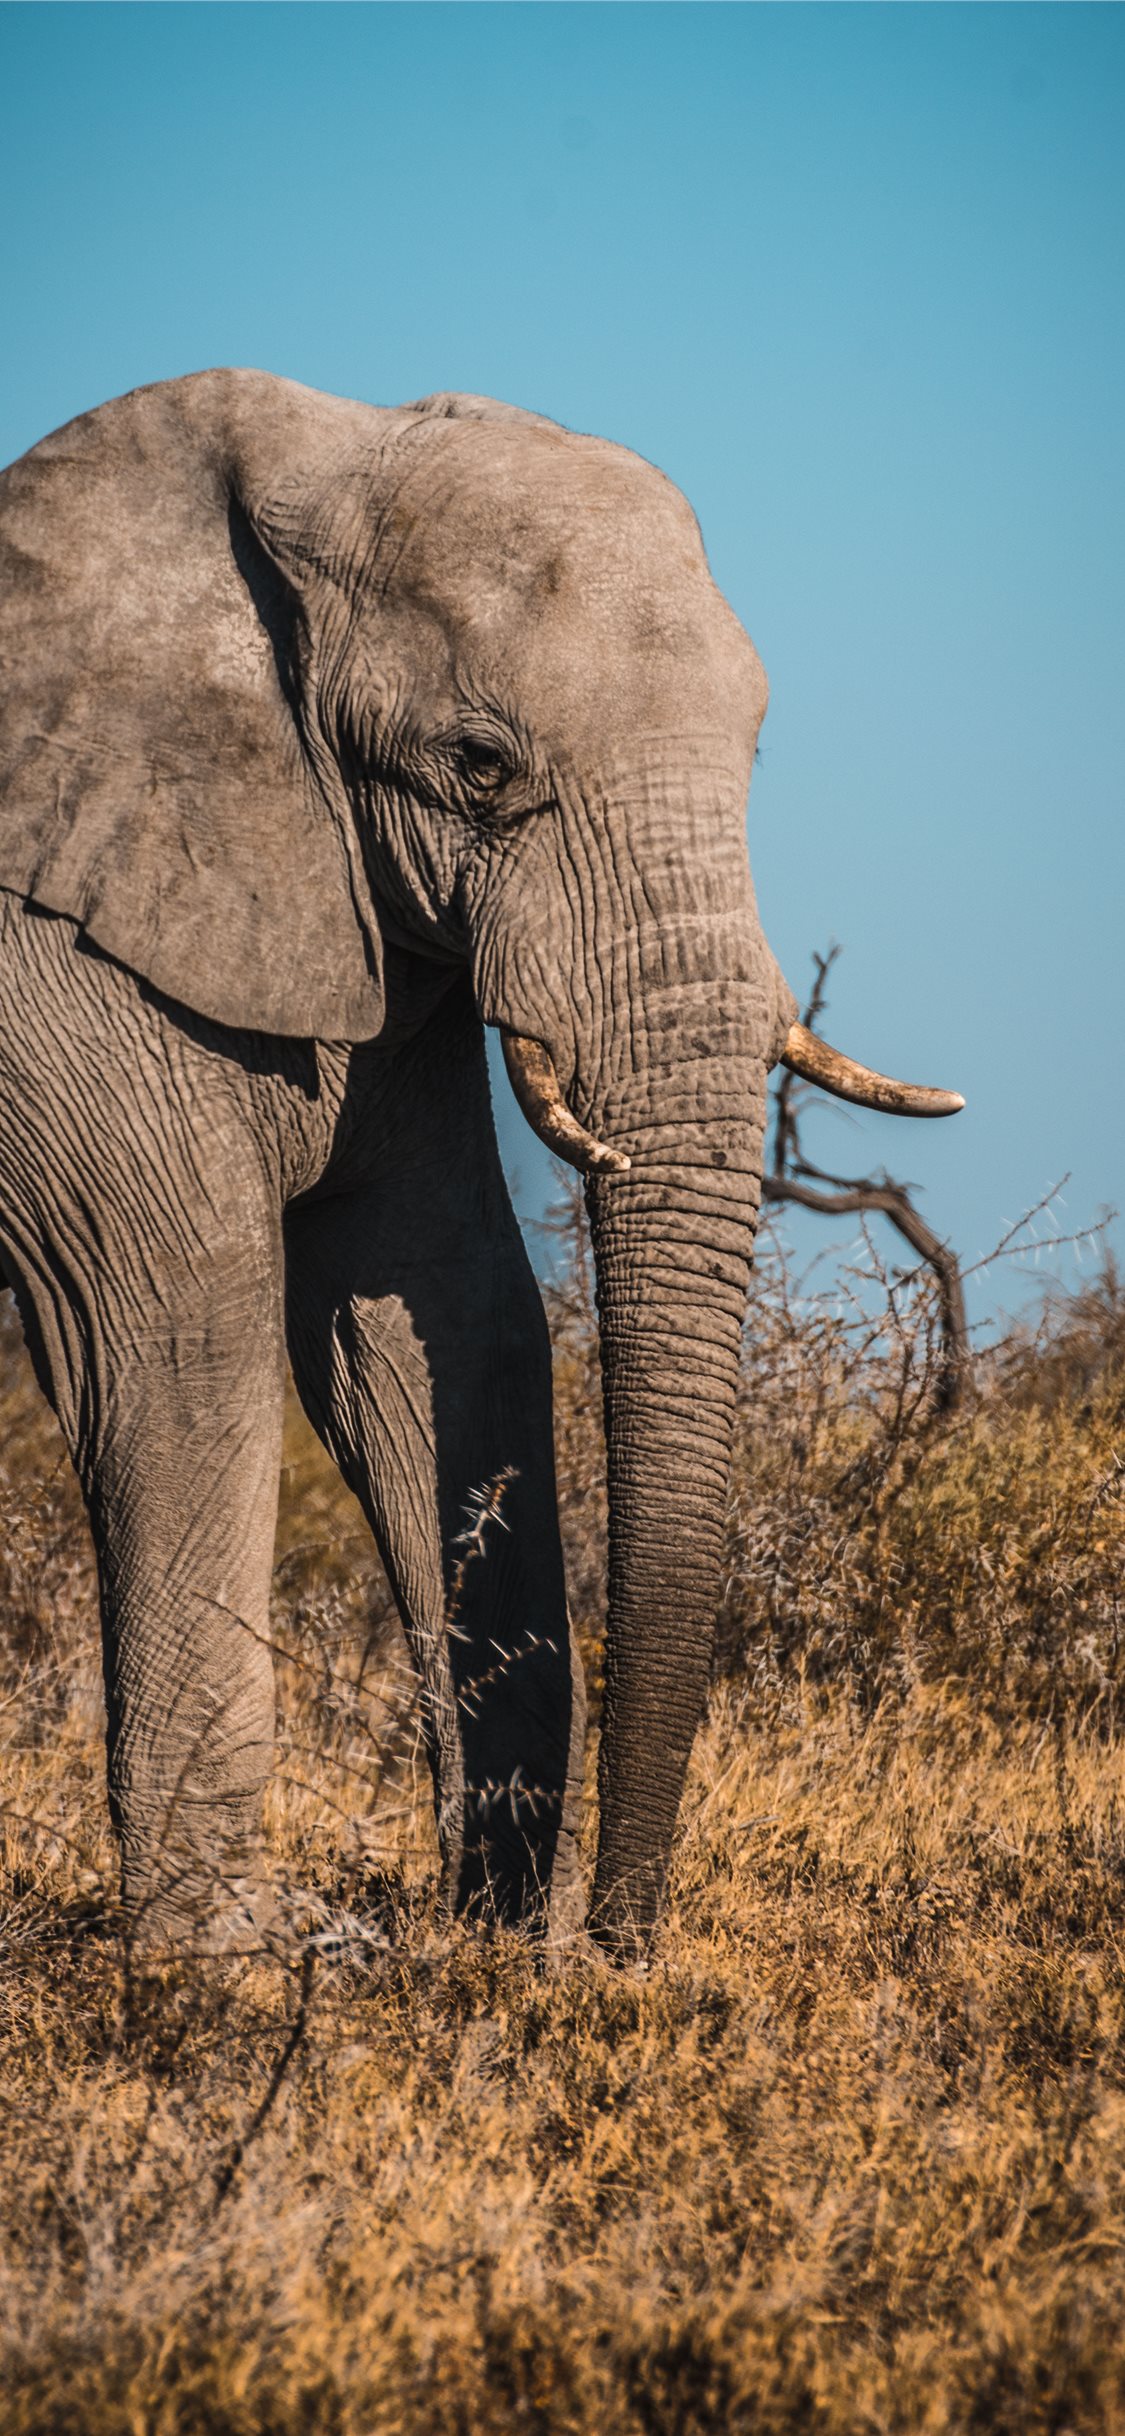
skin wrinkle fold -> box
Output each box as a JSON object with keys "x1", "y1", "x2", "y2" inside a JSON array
[{"x1": 472, "y1": 760, "x2": 764, "y2": 1112}]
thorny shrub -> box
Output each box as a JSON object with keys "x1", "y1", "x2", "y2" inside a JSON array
[
  {"x1": 543, "y1": 1175, "x2": 1125, "y2": 1725},
  {"x1": 722, "y1": 1226, "x2": 1125, "y2": 1719}
]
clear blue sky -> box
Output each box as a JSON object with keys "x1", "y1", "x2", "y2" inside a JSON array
[{"x1": 2, "y1": 3, "x2": 1122, "y2": 1323}]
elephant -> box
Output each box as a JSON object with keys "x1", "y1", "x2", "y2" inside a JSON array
[{"x1": 0, "y1": 372, "x2": 962, "y2": 1960}]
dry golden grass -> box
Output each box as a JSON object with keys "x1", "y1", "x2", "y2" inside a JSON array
[{"x1": 1, "y1": 1220, "x2": 1124, "y2": 2434}]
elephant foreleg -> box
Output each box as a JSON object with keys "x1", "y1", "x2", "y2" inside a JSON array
[
  {"x1": 91, "y1": 1310, "x2": 286, "y2": 1949},
  {"x1": 0, "y1": 910, "x2": 290, "y2": 1951},
  {"x1": 2, "y1": 1226, "x2": 289, "y2": 1950}
]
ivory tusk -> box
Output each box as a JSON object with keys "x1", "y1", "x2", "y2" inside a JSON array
[
  {"x1": 781, "y1": 1022, "x2": 965, "y2": 1118},
  {"x1": 501, "y1": 1032, "x2": 631, "y2": 1177}
]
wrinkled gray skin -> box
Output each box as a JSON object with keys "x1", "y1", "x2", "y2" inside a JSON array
[{"x1": 0, "y1": 372, "x2": 797, "y2": 1959}]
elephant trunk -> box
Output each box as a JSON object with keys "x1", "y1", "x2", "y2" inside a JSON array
[
  {"x1": 572, "y1": 882, "x2": 778, "y2": 1955},
  {"x1": 582, "y1": 1083, "x2": 761, "y2": 1955},
  {"x1": 478, "y1": 766, "x2": 791, "y2": 1954}
]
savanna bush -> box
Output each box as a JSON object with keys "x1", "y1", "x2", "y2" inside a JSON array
[
  {"x1": 722, "y1": 1235, "x2": 1125, "y2": 1721},
  {"x1": 544, "y1": 1180, "x2": 1125, "y2": 1727}
]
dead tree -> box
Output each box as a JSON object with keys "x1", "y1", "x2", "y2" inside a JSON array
[{"x1": 762, "y1": 948, "x2": 970, "y2": 1414}]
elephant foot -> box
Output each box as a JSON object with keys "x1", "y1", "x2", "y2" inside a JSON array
[
  {"x1": 124, "y1": 1884, "x2": 292, "y2": 1961},
  {"x1": 115, "y1": 1779, "x2": 301, "y2": 1960},
  {"x1": 121, "y1": 1841, "x2": 299, "y2": 1962}
]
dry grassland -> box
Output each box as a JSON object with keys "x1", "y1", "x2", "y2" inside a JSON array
[{"x1": 1, "y1": 1216, "x2": 1124, "y2": 2434}]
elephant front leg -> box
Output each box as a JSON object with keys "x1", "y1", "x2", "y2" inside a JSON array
[
  {"x1": 88, "y1": 1334, "x2": 287, "y2": 1950},
  {"x1": 285, "y1": 1200, "x2": 586, "y2": 1940},
  {"x1": 4, "y1": 1230, "x2": 288, "y2": 1954}
]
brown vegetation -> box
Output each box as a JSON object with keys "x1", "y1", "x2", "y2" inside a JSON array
[{"x1": 1, "y1": 1202, "x2": 1124, "y2": 2434}]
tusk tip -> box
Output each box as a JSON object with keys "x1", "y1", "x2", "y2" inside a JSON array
[{"x1": 782, "y1": 1023, "x2": 965, "y2": 1119}]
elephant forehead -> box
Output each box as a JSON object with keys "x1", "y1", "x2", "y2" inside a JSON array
[
  {"x1": 373, "y1": 422, "x2": 710, "y2": 622},
  {"x1": 362, "y1": 426, "x2": 763, "y2": 736}
]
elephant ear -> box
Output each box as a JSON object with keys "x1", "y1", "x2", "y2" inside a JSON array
[{"x1": 0, "y1": 369, "x2": 388, "y2": 1039}]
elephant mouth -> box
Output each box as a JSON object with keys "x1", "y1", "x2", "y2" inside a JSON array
[{"x1": 501, "y1": 1022, "x2": 964, "y2": 1179}]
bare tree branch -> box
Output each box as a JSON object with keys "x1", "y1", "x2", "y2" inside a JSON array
[{"x1": 764, "y1": 948, "x2": 969, "y2": 1414}]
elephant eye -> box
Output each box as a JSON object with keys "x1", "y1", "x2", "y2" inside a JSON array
[{"x1": 454, "y1": 736, "x2": 511, "y2": 795}]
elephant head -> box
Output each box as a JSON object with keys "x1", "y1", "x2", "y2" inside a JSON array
[{"x1": 0, "y1": 371, "x2": 960, "y2": 1952}]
